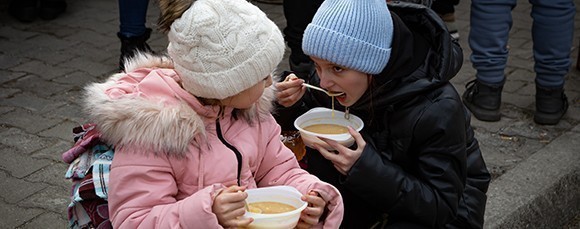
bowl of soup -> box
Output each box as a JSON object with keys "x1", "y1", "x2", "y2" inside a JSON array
[
  {"x1": 294, "y1": 107, "x2": 364, "y2": 150},
  {"x1": 244, "y1": 186, "x2": 307, "y2": 229}
]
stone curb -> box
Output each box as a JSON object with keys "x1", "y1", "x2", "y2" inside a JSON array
[{"x1": 484, "y1": 124, "x2": 580, "y2": 228}]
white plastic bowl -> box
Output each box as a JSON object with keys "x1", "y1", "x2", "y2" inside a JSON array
[
  {"x1": 294, "y1": 107, "x2": 364, "y2": 150},
  {"x1": 244, "y1": 186, "x2": 307, "y2": 229}
]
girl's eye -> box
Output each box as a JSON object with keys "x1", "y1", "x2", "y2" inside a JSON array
[{"x1": 332, "y1": 66, "x2": 343, "y2": 72}]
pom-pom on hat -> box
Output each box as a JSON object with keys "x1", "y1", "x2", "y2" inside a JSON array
[
  {"x1": 167, "y1": 0, "x2": 285, "y2": 99},
  {"x1": 302, "y1": 0, "x2": 393, "y2": 75}
]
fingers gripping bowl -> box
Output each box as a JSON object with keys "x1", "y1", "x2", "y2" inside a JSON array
[
  {"x1": 294, "y1": 107, "x2": 364, "y2": 150},
  {"x1": 243, "y1": 186, "x2": 308, "y2": 229}
]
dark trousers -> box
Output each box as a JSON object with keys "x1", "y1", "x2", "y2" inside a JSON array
[
  {"x1": 283, "y1": 0, "x2": 324, "y2": 65},
  {"x1": 431, "y1": 0, "x2": 459, "y2": 15},
  {"x1": 118, "y1": 0, "x2": 150, "y2": 37}
]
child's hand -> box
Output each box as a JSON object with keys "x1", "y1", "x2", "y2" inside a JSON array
[
  {"x1": 296, "y1": 191, "x2": 326, "y2": 229},
  {"x1": 212, "y1": 185, "x2": 253, "y2": 228},
  {"x1": 314, "y1": 126, "x2": 366, "y2": 175},
  {"x1": 275, "y1": 74, "x2": 306, "y2": 107}
]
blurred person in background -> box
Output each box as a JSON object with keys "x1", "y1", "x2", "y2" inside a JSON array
[
  {"x1": 117, "y1": 0, "x2": 153, "y2": 71},
  {"x1": 463, "y1": 0, "x2": 575, "y2": 125},
  {"x1": 8, "y1": 0, "x2": 66, "y2": 22}
]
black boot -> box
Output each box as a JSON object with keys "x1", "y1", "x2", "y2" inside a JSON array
[
  {"x1": 534, "y1": 85, "x2": 568, "y2": 125},
  {"x1": 462, "y1": 79, "x2": 503, "y2": 121},
  {"x1": 39, "y1": 0, "x2": 67, "y2": 20},
  {"x1": 118, "y1": 28, "x2": 153, "y2": 71},
  {"x1": 9, "y1": 0, "x2": 38, "y2": 23}
]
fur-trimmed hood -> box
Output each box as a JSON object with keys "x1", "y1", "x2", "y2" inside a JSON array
[{"x1": 83, "y1": 53, "x2": 277, "y2": 156}]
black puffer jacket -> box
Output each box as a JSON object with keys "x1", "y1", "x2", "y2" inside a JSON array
[{"x1": 274, "y1": 2, "x2": 490, "y2": 229}]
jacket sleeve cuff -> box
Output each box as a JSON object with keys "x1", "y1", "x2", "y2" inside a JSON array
[{"x1": 178, "y1": 184, "x2": 225, "y2": 228}]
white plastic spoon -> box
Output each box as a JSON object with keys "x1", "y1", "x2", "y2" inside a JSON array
[{"x1": 302, "y1": 83, "x2": 345, "y2": 97}]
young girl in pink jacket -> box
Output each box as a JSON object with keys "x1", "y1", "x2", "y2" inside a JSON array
[{"x1": 81, "y1": 0, "x2": 343, "y2": 228}]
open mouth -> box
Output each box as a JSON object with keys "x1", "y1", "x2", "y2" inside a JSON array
[
  {"x1": 328, "y1": 90, "x2": 344, "y2": 96},
  {"x1": 332, "y1": 92, "x2": 346, "y2": 101}
]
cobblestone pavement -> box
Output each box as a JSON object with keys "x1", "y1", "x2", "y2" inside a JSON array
[{"x1": 0, "y1": 0, "x2": 578, "y2": 228}]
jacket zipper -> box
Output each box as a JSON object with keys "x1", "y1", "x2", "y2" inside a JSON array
[{"x1": 215, "y1": 119, "x2": 243, "y2": 186}]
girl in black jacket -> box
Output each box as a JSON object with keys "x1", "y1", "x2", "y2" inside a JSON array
[{"x1": 274, "y1": 0, "x2": 491, "y2": 228}]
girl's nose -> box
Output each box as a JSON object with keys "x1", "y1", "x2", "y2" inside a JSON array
[{"x1": 318, "y1": 71, "x2": 333, "y2": 89}]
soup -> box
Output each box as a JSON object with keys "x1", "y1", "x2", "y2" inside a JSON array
[
  {"x1": 303, "y1": 123, "x2": 348, "y2": 134},
  {"x1": 247, "y1": 201, "x2": 296, "y2": 214}
]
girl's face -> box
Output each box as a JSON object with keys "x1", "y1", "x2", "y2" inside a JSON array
[
  {"x1": 220, "y1": 75, "x2": 273, "y2": 109},
  {"x1": 311, "y1": 56, "x2": 370, "y2": 107}
]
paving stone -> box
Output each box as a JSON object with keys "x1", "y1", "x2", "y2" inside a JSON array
[
  {"x1": 566, "y1": 77, "x2": 580, "y2": 93},
  {"x1": 27, "y1": 34, "x2": 82, "y2": 53},
  {"x1": 509, "y1": 46, "x2": 534, "y2": 60},
  {"x1": 64, "y1": 29, "x2": 116, "y2": 49},
  {"x1": 25, "y1": 162, "x2": 70, "y2": 189},
  {"x1": 502, "y1": 80, "x2": 527, "y2": 93},
  {"x1": 12, "y1": 60, "x2": 75, "y2": 81},
  {"x1": 503, "y1": 93, "x2": 534, "y2": 110},
  {"x1": 6, "y1": 75, "x2": 71, "y2": 99},
  {"x1": 24, "y1": 49, "x2": 76, "y2": 66},
  {"x1": 0, "y1": 25, "x2": 39, "y2": 41},
  {"x1": 0, "y1": 70, "x2": 27, "y2": 86},
  {"x1": 43, "y1": 102, "x2": 85, "y2": 123},
  {"x1": 0, "y1": 54, "x2": 27, "y2": 71},
  {"x1": 27, "y1": 22, "x2": 78, "y2": 39},
  {"x1": 470, "y1": 117, "x2": 511, "y2": 134},
  {"x1": 19, "y1": 185, "x2": 69, "y2": 214},
  {"x1": 451, "y1": 66, "x2": 476, "y2": 85},
  {"x1": 0, "y1": 171, "x2": 47, "y2": 204},
  {"x1": 499, "y1": 104, "x2": 534, "y2": 122},
  {"x1": 0, "y1": 92, "x2": 57, "y2": 112},
  {"x1": 0, "y1": 128, "x2": 52, "y2": 154},
  {"x1": 0, "y1": 87, "x2": 21, "y2": 98},
  {"x1": 19, "y1": 212, "x2": 68, "y2": 229},
  {"x1": 65, "y1": 42, "x2": 117, "y2": 64},
  {"x1": 0, "y1": 106, "x2": 15, "y2": 115},
  {"x1": 66, "y1": 56, "x2": 116, "y2": 78},
  {"x1": 0, "y1": 145, "x2": 52, "y2": 179},
  {"x1": 507, "y1": 68, "x2": 535, "y2": 82},
  {"x1": 38, "y1": 120, "x2": 80, "y2": 141},
  {"x1": 507, "y1": 37, "x2": 528, "y2": 50},
  {"x1": 52, "y1": 70, "x2": 98, "y2": 87},
  {"x1": 0, "y1": 201, "x2": 43, "y2": 229},
  {"x1": 0, "y1": 108, "x2": 62, "y2": 134},
  {"x1": 507, "y1": 56, "x2": 535, "y2": 71},
  {"x1": 32, "y1": 140, "x2": 74, "y2": 163}
]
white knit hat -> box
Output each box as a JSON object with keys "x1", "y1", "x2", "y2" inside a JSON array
[{"x1": 167, "y1": 0, "x2": 285, "y2": 99}]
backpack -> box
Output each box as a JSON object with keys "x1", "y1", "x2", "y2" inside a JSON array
[{"x1": 63, "y1": 123, "x2": 113, "y2": 229}]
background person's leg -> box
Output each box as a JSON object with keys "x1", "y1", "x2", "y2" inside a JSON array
[
  {"x1": 463, "y1": 0, "x2": 517, "y2": 122},
  {"x1": 282, "y1": 0, "x2": 324, "y2": 80},
  {"x1": 530, "y1": 0, "x2": 575, "y2": 124},
  {"x1": 118, "y1": 0, "x2": 152, "y2": 71},
  {"x1": 431, "y1": 0, "x2": 459, "y2": 40},
  {"x1": 469, "y1": 0, "x2": 516, "y2": 85},
  {"x1": 530, "y1": 0, "x2": 575, "y2": 88}
]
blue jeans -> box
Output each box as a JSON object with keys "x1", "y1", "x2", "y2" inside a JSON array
[
  {"x1": 469, "y1": 0, "x2": 575, "y2": 88},
  {"x1": 118, "y1": 0, "x2": 150, "y2": 38}
]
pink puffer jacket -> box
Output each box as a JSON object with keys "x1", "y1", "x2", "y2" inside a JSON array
[{"x1": 82, "y1": 54, "x2": 344, "y2": 229}]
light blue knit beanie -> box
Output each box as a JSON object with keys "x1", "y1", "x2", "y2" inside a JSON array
[{"x1": 302, "y1": 0, "x2": 393, "y2": 74}]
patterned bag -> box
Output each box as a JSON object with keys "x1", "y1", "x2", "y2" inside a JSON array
[{"x1": 63, "y1": 124, "x2": 113, "y2": 229}]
